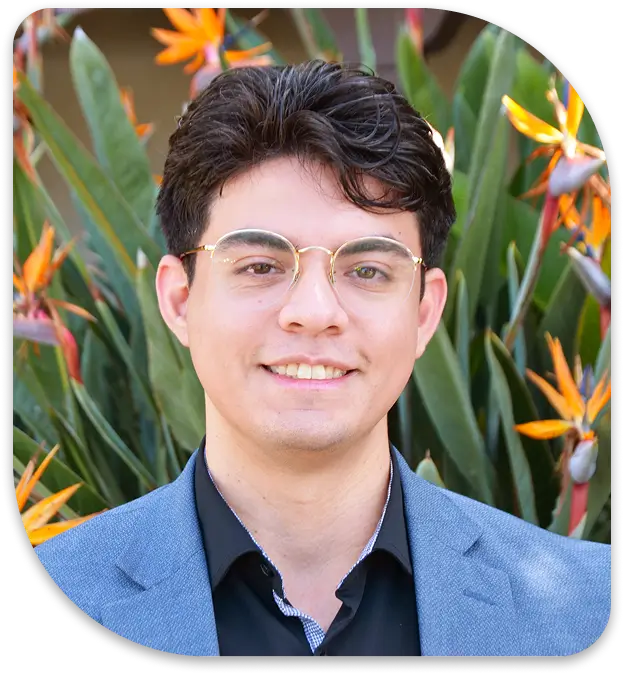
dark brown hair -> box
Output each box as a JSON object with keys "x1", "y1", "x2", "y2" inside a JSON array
[{"x1": 156, "y1": 60, "x2": 456, "y2": 285}]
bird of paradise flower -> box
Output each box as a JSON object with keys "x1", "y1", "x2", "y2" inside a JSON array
[
  {"x1": 16, "y1": 444, "x2": 103, "y2": 546},
  {"x1": 515, "y1": 333, "x2": 610, "y2": 537},
  {"x1": 151, "y1": 8, "x2": 273, "y2": 96},
  {"x1": 13, "y1": 222, "x2": 95, "y2": 382}
]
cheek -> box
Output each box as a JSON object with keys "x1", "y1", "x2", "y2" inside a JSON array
[{"x1": 185, "y1": 292, "x2": 266, "y2": 373}]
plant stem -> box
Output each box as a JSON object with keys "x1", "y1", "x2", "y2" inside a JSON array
[{"x1": 503, "y1": 193, "x2": 557, "y2": 350}]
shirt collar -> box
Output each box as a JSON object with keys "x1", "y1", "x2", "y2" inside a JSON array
[{"x1": 194, "y1": 437, "x2": 413, "y2": 589}]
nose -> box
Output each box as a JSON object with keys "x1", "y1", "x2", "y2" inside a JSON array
[{"x1": 277, "y1": 252, "x2": 349, "y2": 335}]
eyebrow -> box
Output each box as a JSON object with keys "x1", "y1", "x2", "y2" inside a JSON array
[{"x1": 231, "y1": 227, "x2": 404, "y2": 250}]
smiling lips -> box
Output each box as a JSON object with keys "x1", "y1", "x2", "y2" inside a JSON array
[{"x1": 266, "y1": 363, "x2": 348, "y2": 380}]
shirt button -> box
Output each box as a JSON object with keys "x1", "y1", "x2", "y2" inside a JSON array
[{"x1": 260, "y1": 562, "x2": 273, "y2": 577}]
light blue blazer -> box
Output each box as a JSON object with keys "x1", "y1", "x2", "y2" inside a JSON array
[{"x1": 35, "y1": 448, "x2": 610, "y2": 656}]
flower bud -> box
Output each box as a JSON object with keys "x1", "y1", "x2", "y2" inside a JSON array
[
  {"x1": 549, "y1": 155, "x2": 605, "y2": 197},
  {"x1": 569, "y1": 438, "x2": 598, "y2": 484},
  {"x1": 566, "y1": 246, "x2": 611, "y2": 307}
]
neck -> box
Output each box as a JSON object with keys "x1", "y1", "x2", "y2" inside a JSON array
[{"x1": 202, "y1": 407, "x2": 392, "y2": 581}]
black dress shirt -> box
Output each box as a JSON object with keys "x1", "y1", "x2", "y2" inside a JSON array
[{"x1": 194, "y1": 438, "x2": 420, "y2": 656}]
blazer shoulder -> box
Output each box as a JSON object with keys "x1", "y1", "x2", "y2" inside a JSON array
[
  {"x1": 440, "y1": 486, "x2": 611, "y2": 653},
  {"x1": 34, "y1": 483, "x2": 171, "y2": 617}
]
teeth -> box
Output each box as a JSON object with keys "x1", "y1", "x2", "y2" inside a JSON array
[{"x1": 268, "y1": 364, "x2": 347, "y2": 380}]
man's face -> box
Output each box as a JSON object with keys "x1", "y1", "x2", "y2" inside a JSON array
[{"x1": 157, "y1": 157, "x2": 447, "y2": 452}]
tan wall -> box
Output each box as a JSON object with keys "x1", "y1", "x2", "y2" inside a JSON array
[{"x1": 36, "y1": 9, "x2": 489, "y2": 238}]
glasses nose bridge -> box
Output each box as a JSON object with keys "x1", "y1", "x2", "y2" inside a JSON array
[{"x1": 294, "y1": 244, "x2": 336, "y2": 283}]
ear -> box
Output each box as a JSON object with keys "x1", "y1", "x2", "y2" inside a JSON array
[
  {"x1": 414, "y1": 267, "x2": 447, "y2": 359},
  {"x1": 155, "y1": 254, "x2": 190, "y2": 347}
]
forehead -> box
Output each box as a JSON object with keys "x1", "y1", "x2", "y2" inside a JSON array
[{"x1": 204, "y1": 156, "x2": 421, "y2": 253}]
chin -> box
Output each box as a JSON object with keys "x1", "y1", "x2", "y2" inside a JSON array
[{"x1": 256, "y1": 418, "x2": 357, "y2": 453}]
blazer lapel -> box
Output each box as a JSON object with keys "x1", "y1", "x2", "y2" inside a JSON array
[
  {"x1": 100, "y1": 451, "x2": 220, "y2": 656},
  {"x1": 394, "y1": 449, "x2": 521, "y2": 656}
]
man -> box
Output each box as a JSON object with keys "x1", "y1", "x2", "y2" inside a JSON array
[{"x1": 35, "y1": 60, "x2": 610, "y2": 656}]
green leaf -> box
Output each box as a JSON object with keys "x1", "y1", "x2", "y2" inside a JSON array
[
  {"x1": 69, "y1": 28, "x2": 157, "y2": 229},
  {"x1": 13, "y1": 426, "x2": 108, "y2": 516},
  {"x1": 538, "y1": 263, "x2": 587, "y2": 365},
  {"x1": 585, "y1": 412, "x2": 611, "y2": 540},
  {"x1": 412, "y1": 322, "x2": 494, "y2": 505},
  {"x1": 506, "y1": 242, "x2": 527, "y2": 373},
  {"x1": 453, "y1": 270, "x2": 470, "y2": 385},
  {"x1": 13, "y1": 160, "x2": 44, "y2": 263},
  {"x1": 446, "y1": 111, "x2": 509, "y2": 322},
  {"x1": 289, "y1": 9, "x2": 341, "y2": 61},
  {"x1": 136, "y1": 256, "x2": 204, "y2": 450},
  {"x1": 466, "y1": 29, "x2": 516, "y2": 205},
  {"x1": 354, "y1": 8, "x2": 376, "y2": 72},
  {"x1": 595, "y1": 324, "x2": 610, "y2": 380},
  {"x1": 548, "y1": 480, "x2": 572, "y2": 536},
  {"x1": 94, "y1": 299, "x2": 159, "y2": 416},
  {"x1": 453, "y1": 24, "x2": 497, "y2": 117},
  {"x1": 13, "y1": 376, "x2": 58, "y2": 446},
  {"x1": 13, "y1": 340, "x2": 73, "y2": 426},
  {"x1": 393, "y1": 384, "x2": 414, "y2": 466},
  {"x1": 575, "y1": 294, "x2": 602, "y2": 368},
  {"x1": 415, "y1": 453, "x2": 446, "y2": 488},
  {"x1": 16, "y1": 74, "x2": 162, "y2": 282},
  {"x1": 489, "y1": 332, "x2": 557, "y2": 528},
  {"x1": 71, "y1": 379, "x2": 156, "y2": 491},
  {"x1": 396, "y1": 27, "x2": 449, "y2": 133},
  {"x1": 450, "y1": 92, "x2": 477, "y2": 175},
  {"x1": 485, "y1": 332, "x2": 538, "y2": 525}
]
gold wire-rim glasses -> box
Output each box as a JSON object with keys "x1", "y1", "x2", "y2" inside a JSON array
[
  {"x1": 180, "y1": 228, "x2": 426, "y2": 264},
  {"x1": 179, "y1": 228, "x2": 427, "y2": 301}
]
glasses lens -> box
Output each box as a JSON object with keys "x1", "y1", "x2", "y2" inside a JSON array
[
  {"x1": 212, "y1": 230, "x2": 296, "y2": 307},
  {"x1": 333, "y1": 237, "x2": 416, "y2": 312}
]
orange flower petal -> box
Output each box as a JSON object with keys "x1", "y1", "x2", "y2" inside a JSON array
[
  {"x1": 197, "y1": 8, "x2": 224, "y2": 42},
  {"x1": 13, "y1": 273, "x2": 26, "y2": 296},
  {"x1": 514, "y1": 419, "x2": 574, "y2": 439},
  {"x1": 120, "y1": 88, "x2": 136, "y2": 124},
  {"x1": 586, "y1": 374, "x2": 611, "y2": 424},
  {"x1": 48, "y1": 298, "x2": 97, "y2": 322},
  {"x1": 21, "y1": 483, "x2": 81, "y2": 531},
  {"x1": 23, "y1": 223, "x2": 55, "y2": 294},
  {"x1": 15, "y1": 457, "x2": 36, "y2": 511},
  {"x1": 163, "y1": 7, "x2": 202, "y2": 38},
  {"x1": 155, "y1": 39, "x2": 202, "y2": 65},
  {"x1": 565, "y1": 83, "x2": 584, "y2": 139},
  {"x1": 586, "y1": 196, "x2": 611, "y2": 251},
  {"x1": 501, "y1": 95, "x2": 563, "y2": 144},
  {"x1": 150, "y1": 27, "x2": 190, "y2": 47},
  {"x1": 183, "y1": 51, "x2": 205, "y2": 74},
  {"x1": 28, "y1": 513, "x2": 102, "y2": 546},
  {"x1": 224, "y1": 43, "x2": 273, "y2": 63},
  {"x1": 559, "y1": 194, "x2": 581, "y2": 229},
  {"x1": 21, "y1": 444, "x2": 61, "y2": 512},
  {"x1": 135, "y1": 122, "x2": 154, "y2": 139},
  {"x1": 526, "y1": 369, "x2": 574, "y2": 420},
  {"x1": 546, "y1": 334, "x2": 585, "y2": 420}
]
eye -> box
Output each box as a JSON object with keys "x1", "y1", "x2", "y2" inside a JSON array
[
  {"x1": 355, "y1": 265, "x2": 377, "y2": 279},
  {"x1": 237, "y1": 260, "x2": 285, "y2": 276},
  {"x1": 247, "y1": 262, "x2": 275, "y2": 275},
  {"x1": 350, "y1": 265, "x2": 387, "y2": 281}
]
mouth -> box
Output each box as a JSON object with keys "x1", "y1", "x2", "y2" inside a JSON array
[{"x1": 261, "y1": 363, "x2": 356, "y2": 382}]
